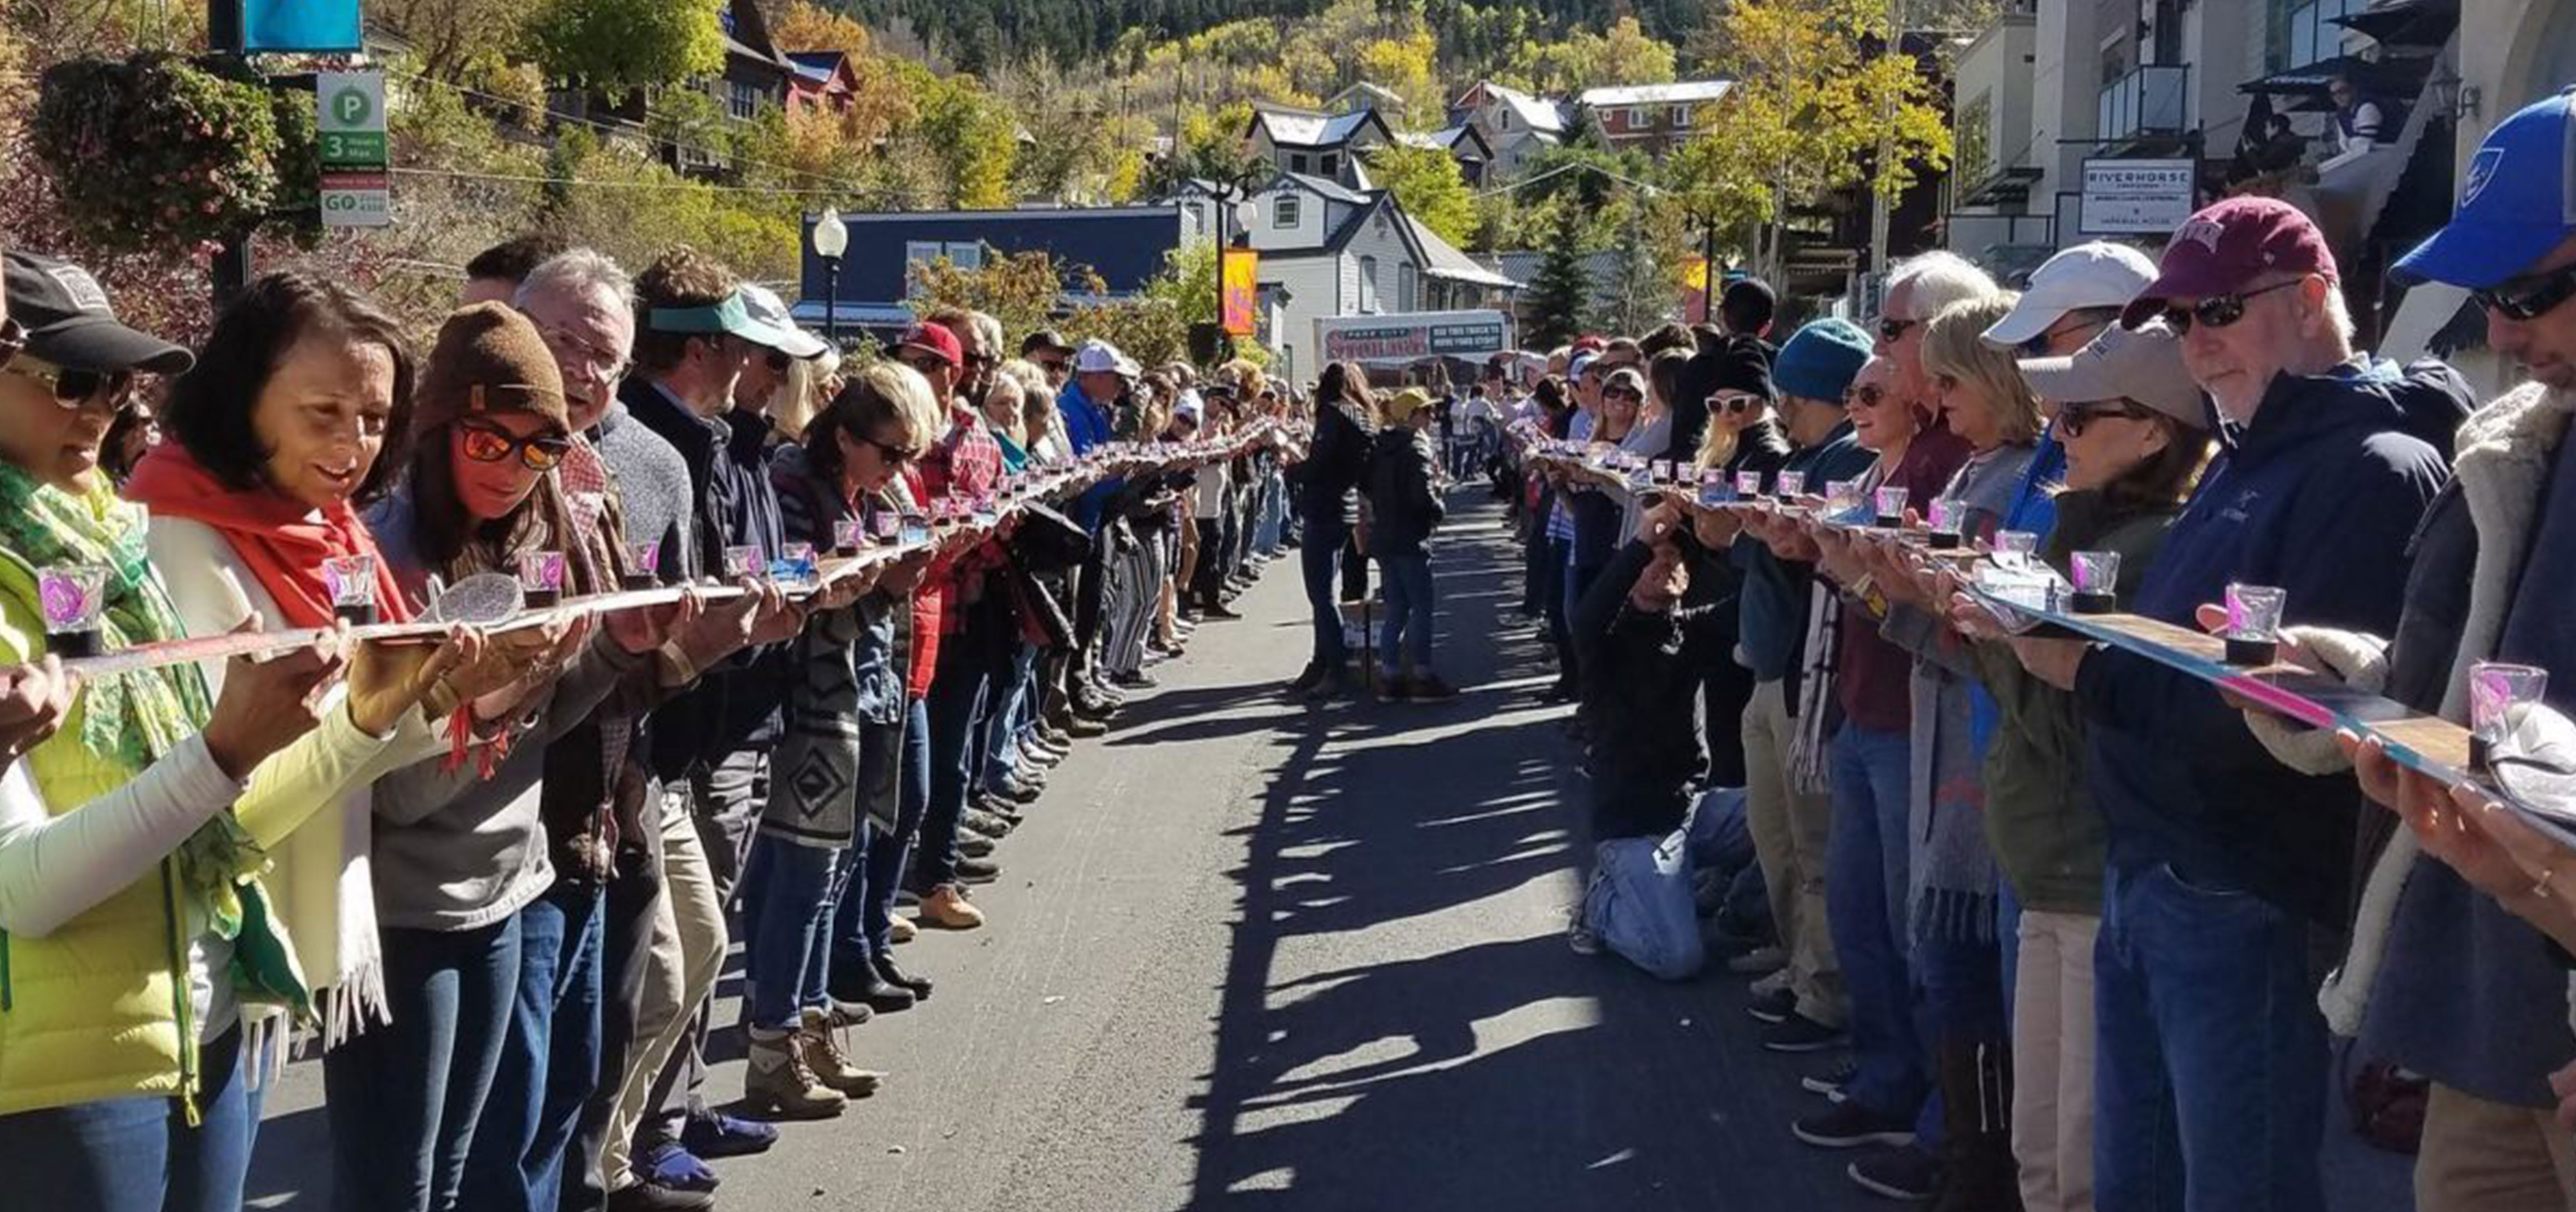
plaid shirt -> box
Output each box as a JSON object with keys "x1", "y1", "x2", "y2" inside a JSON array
[{"x1": 918, "y1": 404, "x2": 1006, "y2": 637}]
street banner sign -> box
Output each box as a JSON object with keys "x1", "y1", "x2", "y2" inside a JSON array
[
  {"x1": 317, "y1": 71, "x2": 390, "y2": 227},
  {"x1": 1221, "y1": 248, "x2": 1259, "y2": 336},
  {"x1": 245, "y1": 0, "x2": 362, "y2": 51}
]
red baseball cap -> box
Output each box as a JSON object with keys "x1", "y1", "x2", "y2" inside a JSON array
[
  {"x1": 896, "y1": 321, "x2": 962, "y2": 368},
  {"x1": 2119, "y1": 196, "x2": 2340, "y2": 328}
]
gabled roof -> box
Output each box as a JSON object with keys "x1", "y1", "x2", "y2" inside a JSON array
[
  {"x1": 1402, "y1": 215, "x2": 1518, "y2": 289},
  {"x1": 1249, "y1": 107, "x2": 1394, "y2": 149},
  {"x1": 1459, "y1": 81, "x2": 1566, "y2": 135},
  {"x1": 1577, "y1": 80, "x2": 1733, "y2": 108},
  {"x1": 718, "y1": 0, "x2": 790, "y2": 69},
  {"x1": 1329, "y1": 81, "x2": 1406, "y2": 113},
  {"x1": 1271, "y1": 170, "x2": 1371, "y2": 207},
  {"x1": 1397, "y1": 124, "x2": 1493, "y2": 160},
  {"x1": 784, "y1": 51, "x2": 848, "y2": 86}
]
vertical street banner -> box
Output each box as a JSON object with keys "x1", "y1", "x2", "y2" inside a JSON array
[
  {"x1": 1221, "y1": 248, "x2": 1259, "y2": 337},
  {"x1": 317, "y1": 71, "x2": 391, "y2": 228},
  {"x1": 243, "y1": 0, "x2": 363, "y2": 52}
]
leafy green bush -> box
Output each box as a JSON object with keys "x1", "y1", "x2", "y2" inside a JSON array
[{"x1": 32, "y1": 53, "x2": 320, "y2": 253}]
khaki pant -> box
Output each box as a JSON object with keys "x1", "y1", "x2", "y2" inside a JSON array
[
  {"x1": 2417, "y1": 1081, "x2": 2576, "y2": 1212},
  {"x1": 600, "y1": 792, "x2": 728, "y2": 1192},
  {"x1": 1741, "y1": 677, "x2": 1842, "y2": 1025},
  {"x1": 2012, "y1": 909, "x2": 2099, "y2": 1212}
]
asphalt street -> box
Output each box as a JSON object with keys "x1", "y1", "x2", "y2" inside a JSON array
[{"x1": 248, "y1": 488, "x2": 2412, "y2": 1212}]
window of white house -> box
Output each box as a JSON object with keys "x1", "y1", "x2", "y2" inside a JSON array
[
  {"x1": 1290, "y1": 152, "x2": 1311, "y2": 174},
  {"x1": 1320, "y1": 153, "x2": 1339, "y2": 177},
  {"x1": 1275, "y1": 196, "x2": 1301, "y2": 228},
  {"x1": 728, "y1": 79, "x2": 761, "y2": 120},
  {"x1": 1359, "y1": 256, "x2": 1379, "y2": 313},
  {"x1": 1670, "y1": 104, "x2": 1692, "y2": 125},
  {"x1": 1397, "y1": 263, "x2": 1417, "y2": 312}
]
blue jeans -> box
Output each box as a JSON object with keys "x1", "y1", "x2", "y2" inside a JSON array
[
  {"x1": 837, "y1": 701, "x2": 930, "y2": 964},
  {"x1": 1375, "y1": 552, "x2": 1435, "y2": 676},
  {"x1": 2093, "y1": 860, "x2": 2328, "y2": 1212},
  {"x1": 324, "y1": 915, "x2": 523, "y2": 1212},
  {"x1": 1301, "y1": 511, "x2": 1350, "y2": 667},
  {"x1": 0, "y1": 1024, "x2": 257, "y2": 1212},
  {"x1": 916, "y1": 639, "x2": 992, "y2": 889},
  {"x1": 1826, "y1": 724, "x2": 1928, "y2": 1123},
  {"x1": 458, "y1": 881, "x2": 606, "y2": 1212},
  {"x1": 979, "y1": 641, "x2": 1037, "y2": 792},
  {"x1": 743, "y1": 834, "x2": 844, "y2": 1031}
]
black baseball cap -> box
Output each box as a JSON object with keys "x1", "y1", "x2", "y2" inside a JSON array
[
  {"x1": 1021, "y1": 328, "x2": 1075, "y2": 357},
  {"x1": 5, "y1": 251, "x2": 193, "y2": 375}
]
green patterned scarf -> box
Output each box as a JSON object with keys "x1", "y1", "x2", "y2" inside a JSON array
[{"x1": 0, "y1": 463, "x2": 260, "y2": 943}]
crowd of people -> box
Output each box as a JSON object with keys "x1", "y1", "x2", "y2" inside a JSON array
[
  {"x1": 0, "y1": 223, "x2": 1311, "y2": 1212},
  {"x1": 1462, "y1": 90, "x2": 2576, "y2": 1212}
]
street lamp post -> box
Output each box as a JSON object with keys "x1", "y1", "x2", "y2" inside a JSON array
[{"x1": 812, "y1": 207, "x2": 849, "y2": 351}]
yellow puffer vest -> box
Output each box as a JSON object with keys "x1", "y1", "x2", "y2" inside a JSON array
[{"x1": 0, "y1": 556, "x2": 204, "y2": 1117}]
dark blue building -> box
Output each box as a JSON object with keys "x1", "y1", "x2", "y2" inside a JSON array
[{"x1": 794, "y1": 205, "x2": 1187, "y2": 340}]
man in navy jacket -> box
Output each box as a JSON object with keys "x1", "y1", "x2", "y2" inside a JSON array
[{"x1": 2016, "y1": 197, "x2": 2469, "y2": 1212}]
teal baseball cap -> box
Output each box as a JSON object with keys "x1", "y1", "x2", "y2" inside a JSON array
[
  {"x1": 646, "y1": 287, "x2": 800, "y2": 351},
  {"x1": 2393, "y1": 86, "x2": 2576, "y2": 289}
]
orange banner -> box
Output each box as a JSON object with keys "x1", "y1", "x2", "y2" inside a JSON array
[{"x1": 1221, "y1": 248, "x2": 1259, "y2": 337}]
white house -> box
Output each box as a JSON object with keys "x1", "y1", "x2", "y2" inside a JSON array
[
  {"x1": 1245, "y1": 107, "x2": 1396, "y2": 188},
  {"x1": 1451, "y1": 81, "x2": 1567, "y2": 179},
  {"x1": 1235, "y1": 172, "x2": 1519, "y2": 382}
]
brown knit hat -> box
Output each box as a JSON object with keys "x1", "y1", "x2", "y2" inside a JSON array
[{"x1": 414, "y1": 302, "x2": 570, "y2": 436}]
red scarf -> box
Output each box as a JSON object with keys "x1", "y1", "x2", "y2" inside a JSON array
[{"x1": 122, "y1": 443, "x2": 415, "y2": 627}]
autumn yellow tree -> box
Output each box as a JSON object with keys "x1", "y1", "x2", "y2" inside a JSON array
[{"x1": 1668, "y1": 0, "x2": 1952, "y2": 285}]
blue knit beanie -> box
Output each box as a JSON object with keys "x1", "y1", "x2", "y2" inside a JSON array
[{"x1": 1772, "y1": 318, "x2": 1873, "y2": 403}]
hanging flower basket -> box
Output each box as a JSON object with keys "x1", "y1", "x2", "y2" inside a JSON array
[{"x1": 32, "y1": 53, "x2": 320, "y2": 255}]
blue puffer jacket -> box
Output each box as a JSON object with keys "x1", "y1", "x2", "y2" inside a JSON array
[{"x1": 2073, "y1": 358, "x2": 2471, "y2": 921}]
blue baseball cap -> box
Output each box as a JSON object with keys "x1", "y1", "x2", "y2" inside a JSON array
[{"x1": 2392, "y1": 87, "x2": 2576, "y2": 289}]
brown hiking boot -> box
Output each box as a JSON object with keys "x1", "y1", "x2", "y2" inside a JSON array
[
  {"x1": 918, "y1": 883, "x2": 986, "y2": 930},
  {"x1": 796, "y1": 1008, "x2": 883, "y2": 1099},
  {"x1": 1407, "y1": 673, "x2": 1461, "y2": 700},
  {"x1": 744, "y1": 1029, "x2": 846, "y2": 1120}
]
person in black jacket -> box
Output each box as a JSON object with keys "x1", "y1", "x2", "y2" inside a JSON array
[
  {"x1": 1363, "y1": 387, "x2": 1455, "y2": 700},
  {"x1": 1290, "y1": 361, "x2": 1377, "y2": 698}
]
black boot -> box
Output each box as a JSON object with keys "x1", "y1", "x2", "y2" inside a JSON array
[
  {"x1": 1928, "y1": 1038, "x2": 2022, "y2": 1212},
  {"x1": 876, "y1": 954, "x2": 933, "y2": 1001}
]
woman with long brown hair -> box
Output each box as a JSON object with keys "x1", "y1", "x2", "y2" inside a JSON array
[{"x1": 1289, "y1": 361, "x2": 1375, "y2": 697}]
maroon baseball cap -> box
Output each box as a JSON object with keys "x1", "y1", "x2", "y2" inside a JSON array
[
  {"x1": 2119, "y1": 197, "x2": 2340, "y2": 328},
  {"x1": 896, "y1": 321, "x2": 962, "y2": 368}
]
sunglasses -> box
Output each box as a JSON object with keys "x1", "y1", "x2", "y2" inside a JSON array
[
  {"x1": 2472, "y1": 261, "x2": 2576, "y2": 323},
  {"x1": 1035, "y1": 358, "x2": 1070, "y2": 375},
  {"x1": 1844, "y1": 383, "x2": 1891, "y2": 410},
  {"x1": 1876, "y1": 316, "x2": 1918, "y2": 342},
  {"x1": 2057, "y1": 399, "x2": 2155, "y2": 438},
  {"x1": 2021, "y1": 315, "x2": 2110, "y2": 357},
  {"x1": 898, "y1": 353, "x2": 953, "y2": 376},
  {"x1": 1603, "y1": 387, "x2": 1643, "y2": 404},
  {"x1": 5, "y1": 357, "x2": 132, "y2": 410},
  {"x1": 764, "y1": 349, "x2": 792, "y2": 372},
  {"x1": 1710, "y1": 390, "x2": 1764, "y2": 416},
  {"x1": 458, "y1": 420, "x2": 572, "y2": 471},
  {"x1": 2158, "y1": 278, "x2": 2304, "y2": 333},
  {"x1": 862, "y1": 434, "x2": 923, "y2": 465}
]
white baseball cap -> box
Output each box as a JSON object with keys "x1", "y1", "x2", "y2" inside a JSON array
[
  {"x1": 735, "y1": 283, "x2": 828, "y2": 359},
  {"x1": 1073, "y1": 338, "x2": 1139, "y2": 378},
  {"x1": 1982, "y1": 241, "x2": 2159, "y2": 348},
  {"x1": 1173, "y1": 389, "x2": 1205, "y2": 425}
]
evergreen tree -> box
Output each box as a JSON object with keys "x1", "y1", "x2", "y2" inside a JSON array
[{"x1": 1524, "y1": 205, "x2": 1591, "y2": 349}]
